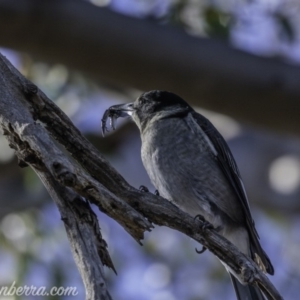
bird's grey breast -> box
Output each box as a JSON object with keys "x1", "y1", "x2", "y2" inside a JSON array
[{"x1": 141, "y1": 113, "x2": 243, "y2": 225}]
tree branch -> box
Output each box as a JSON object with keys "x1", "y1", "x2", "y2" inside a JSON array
[
  {"x1": 0, "y1": 53, "x2": 114, "y2": 300},
  {"x1": 0, "y1": 53, "x2": 283, "y2": 299},
  {"x1": 0, "y1": 0, "x2": 299, "y2": 135},
  {"x1": 37, "y1": 173, "x2": 114, "y2": 300}
]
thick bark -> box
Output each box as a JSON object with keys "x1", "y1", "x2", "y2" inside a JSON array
[
  {"x1": 0, "y1": 53, "x2": 283, "y2": 299},
  {"x1": 38, "y1": 173, "x2": 114, "y2": 300},
  {"x1": 0, "y1": 54, "x2": 114, "y2": 300}
]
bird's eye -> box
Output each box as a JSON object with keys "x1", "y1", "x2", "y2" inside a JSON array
[{"x1": 139, "y1": 98, "x2": 146, "y2": 105}]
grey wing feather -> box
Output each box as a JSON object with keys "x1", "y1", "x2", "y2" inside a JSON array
[
  {"x1": 192, "y1": 112, "x2": 256, "y2": 232},
  {"x1": 192, "y1": 111, "x2": 274, "y2": 275}
]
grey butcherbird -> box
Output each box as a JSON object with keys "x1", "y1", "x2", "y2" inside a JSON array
[{"x1": 102, "y1": 90, "x2": 274, "y2": 300}]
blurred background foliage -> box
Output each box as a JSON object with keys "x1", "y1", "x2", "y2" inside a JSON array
[{"x1": 1, "y1": 0, "x2": 300, "y2": 299}]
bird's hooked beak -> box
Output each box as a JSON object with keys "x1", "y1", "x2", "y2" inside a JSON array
[{"x1": 101, "y1": 103, "x2": 134, "y2": 136}]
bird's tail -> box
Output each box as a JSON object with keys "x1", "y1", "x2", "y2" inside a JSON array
[{"x1": 230, "y1": 274, "x2": 265, "y2": 300}]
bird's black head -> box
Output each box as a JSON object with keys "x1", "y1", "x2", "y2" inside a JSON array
[
  {"x1": 137, "y1": 90, "x2": 190, "y2": 112},
  {"x1": 102, "y1": 90, "x2": 192, "y2": 134},
  {"x1": 131, "y1": 90, "x2": 192, "y2": 129}
]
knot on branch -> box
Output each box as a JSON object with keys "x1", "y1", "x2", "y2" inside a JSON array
[
  {"x1": 52, "y1": 161, "x2": 77, "y2": 186},
  {"x1": 23, "y1": 82, "x2": 45, "y2": 120}
]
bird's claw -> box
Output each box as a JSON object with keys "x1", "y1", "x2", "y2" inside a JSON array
[
  {"x1": 194, "y1": 214, "x2": 214, "y2": 230},
  {"x1": 139, "y1": 186, "x2": 160, "y2": 196},
  {"x1": 195, "y1": 246, "x2": 207, "y2": 254},
  {"x1": 194, "y1": 214, "x2": 211, "y2": 255},
  {"x1": 139, "y1": 185, "x2": 149, "y2": 193}
]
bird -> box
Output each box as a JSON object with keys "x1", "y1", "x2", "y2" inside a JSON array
[{"x1": 102, "y1": 90, "x2": 274, "y2": 300}]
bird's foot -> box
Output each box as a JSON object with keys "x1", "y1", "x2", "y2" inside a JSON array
[
  {"x1": 194, "y1": 214, "x2": 214, "y2": 230},
  {"x1": 139, "y1": 186, "x2": 160, "y2": 196},
  {"x1": 195, "y1": 246, "x2": 207, "y2": 254},
  {"x1": 194, "y1": 214, "x2": 212, "y2": 255},
  {"x1": 139, "y1": 185, "x2": 149, "y2": 193}
]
